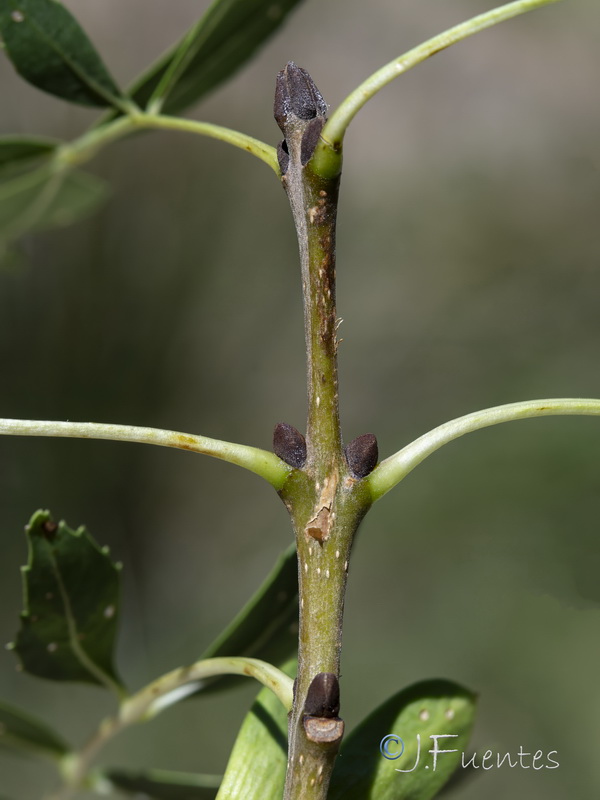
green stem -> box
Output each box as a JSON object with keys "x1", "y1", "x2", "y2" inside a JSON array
[
  {"x1": 48, "y1": 657, "x2": 292, "y2": 800},
  {"x1": 275, "y1": 63, "x2": 373, "y2": 800},
  {"x1": 0, "y1": 418, "x2": 290, "y2": 490},
  {"x1": 368, "y1": 398, "x2": 600, "y2": 501},
  {"x1": 312, "y1": 0, "x2": 562, "y2": 176}
]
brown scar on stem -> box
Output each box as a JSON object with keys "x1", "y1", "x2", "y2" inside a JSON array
[
  {"x1": 306, "y1": 506, "x2": 330, "y2": 543},
  {"x1": 305, "y1": 469, "x2": 338, "y2": 543}
]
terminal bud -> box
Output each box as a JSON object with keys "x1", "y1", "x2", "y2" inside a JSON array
[{"x1": 274, "y1": 62, "x2": 327, "y2": 134}]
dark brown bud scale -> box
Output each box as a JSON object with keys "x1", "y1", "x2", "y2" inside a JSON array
[
  {"x1": 345, "y1": 433, "x2": 379, "y2": 478},
  {"x1": 303, "y1": 672, "x2": 340, "y2": 718},
  {"x1": 273, "y1": 422, "x2": 307, "y2": 468},
  {"x1": 274, "y1": 62, "x2": 327, "y2": 134}
]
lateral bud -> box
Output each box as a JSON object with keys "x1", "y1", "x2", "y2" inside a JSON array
[
  {"x1": 273, "y1": 422, "x2": 307, "y2": 468},
  {"x1": 303, "y1": 672, "x2": 344, "y2": 745},
  {"x1": 303, "y1": 672, "x2": 340, "y2": 718},
  {"x1": 345, "y1": 433, "x2": 379, "y2": 478}
]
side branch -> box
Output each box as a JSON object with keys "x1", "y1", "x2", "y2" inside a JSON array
[
  {"x1": 368, "y1": 398, "x2": 600, "y2": 501},
  {"x1": 58, "y1": 113, "x2": 280, "y2": 175},
  {"x1": 50, "y1": 657, "x2": 293, "y2": 800},
  {"x1": 0, "y1": 419, "x2": 290, "y2": 490},
  {"x1": 312, "y1": 0, "x2": 561, "y2": 174}
]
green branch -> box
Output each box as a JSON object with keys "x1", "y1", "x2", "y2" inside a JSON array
[
  {"x1": 51, "y1": 657, "x2": 293, "y2": 799},
  {"x1": 121, "y1": 656, "x2": 294, "y2": 724},
  {"x1": 133, "y1": 113, "x2": 280, "y2": 173},
  {"x1": 368, "y1": 398, "x2": 600, "y2": 501},
  {"x1": 312, "y1": 0, "x2": 562, "y2": 176},
  {"x1": 57, "y1": 112, "x2": 279, "y2": 174},
  {"x1": 0, "y1": 418, "x2": 290, "y2": 490}
]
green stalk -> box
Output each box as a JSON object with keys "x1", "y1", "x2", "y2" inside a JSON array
[
  {"x1": 368, "y1": 398, "x2": 600, "y2": 501},
  {"x1": 312, "y1": 0, "x2": 562, "y2": 177},
  {"x1": 49, "y1": 657, "x2": 292, "y2": 800},
  {"x1": 56, "y1": 112, "x2": 279, "y2": 174},
  {"x1": 0, "y1": 418, "x2": 289, "y2": 489}
]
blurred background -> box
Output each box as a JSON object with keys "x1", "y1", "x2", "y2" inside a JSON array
[{"x1": 1, "y1": 0, "x2": 599, "y2": 797}]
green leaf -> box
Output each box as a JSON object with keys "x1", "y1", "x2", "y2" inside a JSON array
[
  {"x1": 127, "y1": 0, "x2": 307, "y2": 115},
  {"x1": 13, "y1": 510, "x2": 124, "y2": 693},
  {"x1": 106, "y1": 768, "x2": 221, "y2": 799},
  {"x1": 0, "y1": 0, "x2": 125, "y2": 108},
  {"x1": 0, "y1": 164, "x2": 109, "y2": 252},
  {"x1": 0, "y1": 136, "x2": 60, "y2": 174},
  {"x1": 215, "y1": 660, "x2": 294, "y2": 800},
  {"x1": 0, "y1": 698, "x2": 69, "y2": 758},
  {"x1": 195, "y1": 543, "x2": 298, "y2": 695},
  {"x1": 328, "y1": 679, "x2": 477, "y2": 800}
]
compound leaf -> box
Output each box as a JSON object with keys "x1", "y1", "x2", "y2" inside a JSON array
[
  {"x1": 13, "y1": 510, "x2": 124, "y2": 693},
  {"x1": 328, "y1": 679, "x2": 477, "y2": 800},
  {"x1": 0, "y1": 0, "x2": 125, "y2": 108},
  {"x1": 0, "y1": 699, "x2": 69, "y2": 758}
]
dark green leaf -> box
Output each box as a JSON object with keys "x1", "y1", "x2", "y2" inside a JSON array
[
  {"x1": 106, "y1": 768, "x2": 221, "y2": 799},
  {"x1": 0, "y1": 699, "x2": 69, "y2": 757},
  {"x1": 194, "y1": 543, "x2": 297, "y2": 695},
  {"x1": 329, "y1": 679, "x2": 477, "y2": 800},
  {"x1": 217, "y1": 660, "x2": 294, "y2": 799},
  {"x1": 0, "y1": 164, "x2": 109, "y2": 251},
  {"x1": 127, "y1": 0, "x2": 307, "y2": 115},
  {"x1": 0, "y1": 0, "x2": 124, "y2": 108},
  {"x1": 13, "y1": 510, "x2": 124, "y2": 691},
  {"x1": 0, "y1": 136, "x2": 60, "y2": 174}
]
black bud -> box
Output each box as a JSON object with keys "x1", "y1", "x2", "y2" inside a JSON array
[
  {"x1": 304, "y1": 672, "x2": 340, "y2": 719},
  {"x1": 345, "y1": 433, "x2": 379, "y2": 478},
  {"x1": 273, "y1": 422, "x2": 307, "y2": 468},
  {"x1": 274, "y1": 62, "x2": 327, "y2": 135},
  {"x1": 277, "y1": 139, "x2": 290, "y2": 174}
]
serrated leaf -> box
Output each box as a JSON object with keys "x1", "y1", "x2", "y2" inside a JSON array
[
  {"x1": 0, "y1": 0, "x2": 125, "y2": 108},
  {"x1": 215, "y1": 660, "x2": 294, "y2": 800},
  {"x1": 0, "y1": 136, "x2": 60, "y2": 174},
  {"x1": 0, "y1": 699, "x2": 69, "y2": 758},
  {"x1": 194, "y1": 543, "x2": 298, "y2": 695},
  {"x1": 14, "y1": 510, "x2": 124, "y2": 692},
  {"x1": 106, "y1": 768, "x2": 221, "y2": 799},
  {"x1": 127, "y1": 0, "x2": 307, "y2": 115},
  {"x1": 0, "y1": 164, "x2": 109, "y2": 251},
  {"x1": 328, "y1": 679, "x2": 477, "y2": 800}
]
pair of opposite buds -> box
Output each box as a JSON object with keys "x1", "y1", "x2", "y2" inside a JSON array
[{"x1": 273, "y1": 422, "x2": 378, "y2": 479}]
